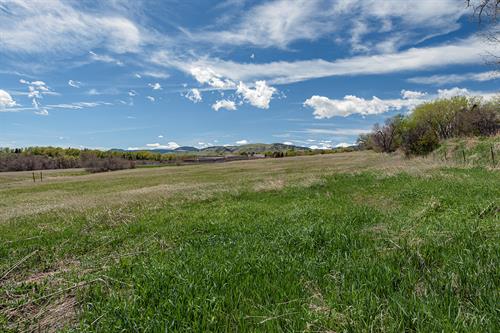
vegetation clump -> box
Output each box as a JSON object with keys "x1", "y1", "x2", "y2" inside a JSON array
[{"x1": 359, "y1": 96, "x2": 499, "y2": 156}]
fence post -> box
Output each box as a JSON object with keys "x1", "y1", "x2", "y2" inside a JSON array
[
  {"x1": 491, "y1": 146, "x2": 496, "y2": 167},
  {"x1": 462, "y1": 150, "x2": 466, "y2": 165},
  {"x1": 40, "y1": 171, "x2": 43, "y2": 182},
  {"x1": 32, "y1": 172, "x2": 36, "y2": 182}
]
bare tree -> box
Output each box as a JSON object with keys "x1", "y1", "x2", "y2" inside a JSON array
[{"x1": 466, "y1": 0, "x2": 500, "y2": 65}]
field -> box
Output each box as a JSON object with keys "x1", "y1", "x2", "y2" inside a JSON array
[{"x1": 0, "y1": 151, "x2": 499, "y2": 332}]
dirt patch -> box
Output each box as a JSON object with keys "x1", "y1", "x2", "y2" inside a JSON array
[{"x1": 29, "y1": 296, "x2": 78, "y2": 333}]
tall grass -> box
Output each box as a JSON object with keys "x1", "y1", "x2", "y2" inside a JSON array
[{"x1": 0, "y1": 167, "x2": 498, "y2": 331}]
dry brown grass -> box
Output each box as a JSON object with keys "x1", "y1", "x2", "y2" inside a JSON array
[{"x1": 0, "y1": 151, "x2": 441, "y2": 222}]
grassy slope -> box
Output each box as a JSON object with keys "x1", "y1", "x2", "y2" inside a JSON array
[
  {"x1": 0, "y1": 152, "x2": 498, "y2": 332},
  {"x1": 432, "y1": 135, "x2": 500, "y2": 167}
]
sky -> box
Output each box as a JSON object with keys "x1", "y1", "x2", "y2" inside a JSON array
[{"x1": 0, "y1": 0, "x2": 498, "y2": 150}]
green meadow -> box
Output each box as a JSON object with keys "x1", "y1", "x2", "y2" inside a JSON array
[{"x1": 0, "y1": 151, "x2": 498, "y2": 332}]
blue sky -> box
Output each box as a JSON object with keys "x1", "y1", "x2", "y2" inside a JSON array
[{"x1": 0, "y1": 0, "x2": 498, "y2": 150}]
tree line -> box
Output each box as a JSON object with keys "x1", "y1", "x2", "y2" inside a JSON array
[
  {"x1": 358, "y1": 96, "x2": 499, "y2": 156},
  {"x1": 0, "y1": 148, "x2": 195, "y2": 172}
]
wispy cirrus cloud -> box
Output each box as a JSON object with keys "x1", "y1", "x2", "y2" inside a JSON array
[
  {"x1": 0, "y1": 0, "x2": 145, "y2": 56},
  {"x1": 185, "y1": 0, "x2": 465, "y2": 52},
  {"x1": 157, "y1": 35, "x2": 492, "y2": 86},
  {"x1": 68, "y1": 80, "x2": 82, "y2": 88},
  {"x1": 46, "y1": 101, "x2": 113, "y2": 110},
  {"x1": 408, "y1": 70, "x2": 500, "y2": 85}
]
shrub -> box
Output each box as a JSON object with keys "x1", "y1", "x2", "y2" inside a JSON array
[
  {"x1": 359, "y1": 96, "x2": 499, "y2": 156},
  {"x1": 80, "y1": 153, "x2": 135, "y2": 173}
]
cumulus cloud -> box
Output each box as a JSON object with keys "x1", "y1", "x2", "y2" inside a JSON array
[
  {"x1": 190, "y1": 67, "x2": 236, "y2": 89},
  {"x1": 303, "y1": 95, "x2": 419, "y2": 119},
  {"x1": 212, "y1": 99, "x2": 237, "y2": 111},
  {"x1": 408, "y1": 71, "x2": 500, "y2": 85},
  {"x1": 148, "y1": 82, "x2": 162, "y2": 90},
  {"x1": 437, "y1": 87, "x2": 471, "y2": 99},
  {"x1": 19, "y1": 79, "x2": 55, "y2": 115},
  {"x1": 304, "y1": 87, "x2": 497, "y2": 119},
  {"x1": 0, "y1": 90, "x2": 16, "y2": 109},
  {"x1": 146, "y1": 142, "x2": 180, "y2": 150},
  {"x1": 68, "y1": 80, "x2": 81, "y2": 88},
  {"x1": 236, "y1": 140, "x2": 249, "y2": 145},
  {"x1": 335, "y1": 142, "x2": 354, "y2": 148},
  {"x1": 184, "y1": 88, "x2": 202, "y2": 103},
  {"x1": 401, "y1": 89, "x2": 427, "y2": 99},
  {"x1": 236, "y1": 81, "x2": 276, "y2": 109},
  {"x1": 146, "y1": 96, "x2": 155, "y2": 102}
]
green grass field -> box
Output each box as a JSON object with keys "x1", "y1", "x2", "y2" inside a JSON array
[{"x1": 0, "y1": 152, "x2": 498, "y2": 332}]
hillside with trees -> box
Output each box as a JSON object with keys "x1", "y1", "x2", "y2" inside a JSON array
[{"x1": 358, "y1": 96, "x2": 499, "y2": 157}]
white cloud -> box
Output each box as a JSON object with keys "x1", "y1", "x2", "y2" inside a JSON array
[
  {"x1": 68, "y1": 80, "x2": 81, "y2": 88},
  {"x1": 30, "y1": 80, "x2": 46, "y2": 87},
  {"x1": 46, "y1": 101, "x2": 112, "y2": 110},
  {"x1": 283, "y1": 141, "x2": 293, "y2": 145},
  {"x1": 89, "y1": 51, "x2": 123, "y2": 66},
  {"x1": 236, "y1": 139, "x2": 248, "y2": 145},
  {"x1": 437, "y1": 87, "x2": 471, "y2": 99},
  {"x1": 193, "y1": 0, "x2": 333, "y2": 49},
  {"x1": 34, "y1": 109, "x2": 49, "y2": 116},
  {"x1": 303, "y1": 128, "x2": 372, "y2": 136},
  {"x1": 168, "y1": 36, "x2": 491, "y2": 85},
  {"x1": 147, "y1": 96, "x2": 155, "y2": 102},
  {"x1": 303, "y1": 95, "x2": 420, "y2": 119},
  {"x1": 135, "y1": 73, "x2": 142, "y2": 79},
  {"x1": 19, "y1": 79, "x2": 56, "y2": 115},
  {"x1": 401, "y1": 89, "x2": 427, "y2": 99},
  {"x1": 148, "y1": 83, "x2": 162, "y2": 90},
  {"x1": 236, "y1": 81, "x2": 276, "y2": 109},
  {"x1": 0, "y1": 1, "x2": 143, "y2": 55},
  {"x1": 185, "y1": 0, "x2": 464, "y2": 52},
  {"x1": 190, "y1": 67, "x2": 236, "y2": 89},
  {"x1": 184, "y1": 88, "x2": 202, "y2": 103},
  {"x1": 0, "y1": 90, "x2": 16, "y2": 109},
  {"x1": 212, "y1": 99, "x2": 237, "y2": 111},
  {"x1": 146, "y1": 142, "x2": 180, "y2": 150},
  {"x1": 158, "y1": 135, "x2": 164, "y2": 138},
  {"x1": 310, "y1": 144, "x2": 331, "y2": 150},
  {"x1": 128, "y1": 90, "x2": 137, "y2": 97},
  {"x1": 335, "y1": 142, "x2": 354, "y2": 148},
  {"x1": 142, "y1": 71, "x2": 169, "y2": 79},
  {"x1": 337, "y1": 0, "x2": 465, "y2": 52},
  {"x1": 408, "y1": 71, "x2": 500, "y2": 85},
  {"x1": 304, "y1": 87, "x2": 498, "y2": 119}
]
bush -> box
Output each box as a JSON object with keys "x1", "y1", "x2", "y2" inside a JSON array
[
  {"x1": 359, "y1": 96, "x2": 499, "y2": 156},
  {"x1": 80, "y1": 153, "x2": 135, "y2": 173}
]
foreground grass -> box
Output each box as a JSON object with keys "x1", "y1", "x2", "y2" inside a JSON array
[{"x1": 0, "y1": 155, "x2": 499, "y2": 331}]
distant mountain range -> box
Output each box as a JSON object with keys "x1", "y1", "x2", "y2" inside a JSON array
[{"x1": 111, "y1": 143, "x2": 313, "y2": 154}]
